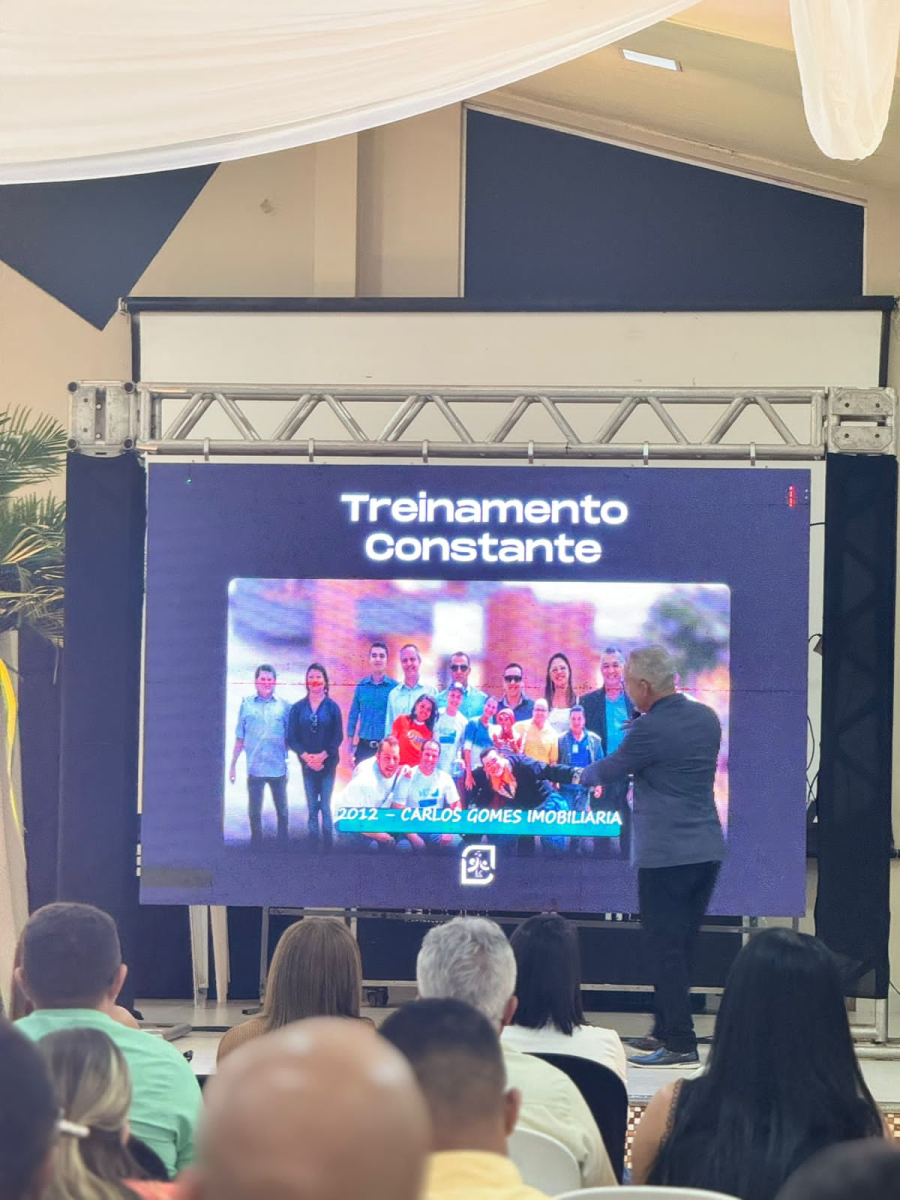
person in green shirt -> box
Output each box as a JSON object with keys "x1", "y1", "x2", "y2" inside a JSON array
[{"x1": 14, "y1": 902, "x2": 202, "y2": 1178}]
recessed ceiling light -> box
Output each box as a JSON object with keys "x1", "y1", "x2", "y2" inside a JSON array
[{"x1": 621, "y1": 49, "x2": 681, "y2": 71}]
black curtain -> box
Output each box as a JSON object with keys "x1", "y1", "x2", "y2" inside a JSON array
[
  {"x1": 815, "y1": 454, "x2": 895, "y2": 998},
  {"x1": 58, "y1": 454, "x2": 146, "y2": 1007},
  {"x1": 19, "y1": 626, "x2": 62, "y2": 911}
]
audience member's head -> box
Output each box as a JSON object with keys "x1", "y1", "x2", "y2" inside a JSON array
[
  {"x1": 776, "y1": 1139, "x2": 900, "y2": 1200},
  {"x1": 262, "y1": 917, "x2": 362, "y2": 1032},
  {"x1": 17, "y1": 904, "x2": 125, "y2": 1012},
  {"x1": 0, "y1": 1020, "x2": 57, "y2": 1200},
  {"x1": 183, "y1": 1019, "x2": 428, "y2": 1200},
  {"x1": 40, "y1": 1027, "x2": 152, "y2": 1199},
  {"x1": 648, "y1": 928, "x2": 884, "y2": 1200},
  {"x1": 510, "y1": 913, "x2": 585, "y2": 1036},
  {"x1": 381, "y1": 998, "x2": 519, "y2": 1156},
  {"x1": 416, "y1": 916, "x2": 516, "y2": 1029}
]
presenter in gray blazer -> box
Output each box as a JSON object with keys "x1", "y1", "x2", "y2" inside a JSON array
[{"x1": 579, "y1": 645, "x2": 724, "y2": 1068}]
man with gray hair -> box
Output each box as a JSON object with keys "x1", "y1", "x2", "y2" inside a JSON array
[
  {"x1": 417, "y1": 915, "x2": 615, "y2": 1188},
  {"x1": 580, "y1": 645, "x2": 724, "y2": 1069}
]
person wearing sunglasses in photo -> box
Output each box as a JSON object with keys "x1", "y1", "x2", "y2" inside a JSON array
[
  {"x1": 436, "y1": 651, "x2": 487, "y2": 720},
  {"x1": 499, "y1": 662, "x2": 534, "y2": 722}
]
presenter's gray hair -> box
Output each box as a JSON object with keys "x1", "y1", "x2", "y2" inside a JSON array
[
  {"x1": 628, "y1": 645, "x2": 677, "y2": 692},
  {"x1": 416, "y1": 916, "x2": 516, "y2": 1027}
]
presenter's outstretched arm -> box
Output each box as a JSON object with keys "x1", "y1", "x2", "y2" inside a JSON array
[{"x1": 580, "y1": 719, "x2": 658, "y2": 789}]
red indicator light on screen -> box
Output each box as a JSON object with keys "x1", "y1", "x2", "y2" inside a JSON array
[{"x1": 787, "y1": 486, "x2": 797, "y2": 509}]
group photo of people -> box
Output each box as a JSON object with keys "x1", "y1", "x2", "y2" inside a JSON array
[{"x1": 223, "y1": 578, "x2": 731, "y2": 853}]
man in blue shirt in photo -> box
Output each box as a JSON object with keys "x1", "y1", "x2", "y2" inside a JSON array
[
  {"x1": 346, "y1": 641, "x2": 398, "y2": 766},
  {"x1": 557, "y1": 705, "x2": 605, "y2": 806},
  {"x1": 581, "y1": 647, "x2": 639, "y2": 858},
  {"x1": 229, "y1": 663, "x2": 291, "y2": 846},
  {"x1": 384, "y1": 643, "x2": 434, "y2": 735}
]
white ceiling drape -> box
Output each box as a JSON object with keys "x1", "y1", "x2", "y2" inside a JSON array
[
  {"x1": 790, "y1": 0, "x2": 900, "y2": 161},
  {"x1": 0, "y1": 0, "x2": 896, "y2": 183},
  {"x1": 0, "y1": 0, "x2": 696, "y2": 183}
]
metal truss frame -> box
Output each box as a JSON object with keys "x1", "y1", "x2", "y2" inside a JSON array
[
  {"x1": 68, "y1": 383, "x2": 896, "y2": 460},
  {"x1": 68, "y1": 379, "x2": 897, "y2": 1044}
]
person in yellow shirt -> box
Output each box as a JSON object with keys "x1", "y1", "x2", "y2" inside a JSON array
[
  {"x1": 415, "y1": 916, "x2": 615, "y2": 1188},
  {"x1": 513, "y1": 699, "x2": 559, "y2": 765},
  {"x1": 380, "y1": 997, "x2": 552, "y2": 1200}
]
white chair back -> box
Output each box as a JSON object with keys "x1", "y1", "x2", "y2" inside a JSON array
[
  {"x1": 555, "y1": 1188, "x2": 739, "y2": 1200},
  {"x1": 508, "y1": 1127, "x2": 581, "y2": 1195}
]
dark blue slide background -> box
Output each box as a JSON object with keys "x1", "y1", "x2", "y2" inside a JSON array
[{"x1": 141, "y1": 463, "x2": 810, "y2": 915}]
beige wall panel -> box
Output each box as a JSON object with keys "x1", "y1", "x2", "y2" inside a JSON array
[
  {"x1": 313, "y1": 136, "x2": 359, "y2": 297},
  {"x1": 0, "y1": 265, "x2": 129, "y2": 431},
  {"x1": 357, "y1": 106, "x2": 462, "y2": 297},
  {"x1": 133, "y1": 147, "x2": 317, "y2": 297}
]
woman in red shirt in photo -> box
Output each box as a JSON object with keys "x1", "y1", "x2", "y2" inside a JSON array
[{"x1": 391, "y1": 693, "x2": 438, "y2": 767}]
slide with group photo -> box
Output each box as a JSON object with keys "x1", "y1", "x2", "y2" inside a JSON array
[{"x1": 140, "y1": 463, "x2": 809, "y2": 916}]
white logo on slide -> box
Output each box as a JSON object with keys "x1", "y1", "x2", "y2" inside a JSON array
[{"x1": 460, "y1": 844, "x2": 497, "y2": 886}]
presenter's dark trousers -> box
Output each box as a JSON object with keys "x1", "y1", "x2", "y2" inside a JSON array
[
  {"x1": 639, "y1": 860, "x2": 720, "y2": 1053},
  {"x1": 248, "y1": 775, "x2": 289, "y2": 845}
]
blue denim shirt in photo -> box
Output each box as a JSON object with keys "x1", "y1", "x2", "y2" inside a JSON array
[
  {"x1": 347, "y1": 674, "x2": 398, "y2": 742},
  {"x1": 235, "y1": 694, "x2": 290, "y2": 778}
]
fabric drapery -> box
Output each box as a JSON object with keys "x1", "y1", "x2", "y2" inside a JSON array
[
  {"x1": 0, "y1": 0, "x2": 696, "y2": 182},
  {"x1": 0, "y1": 1, "x2": 896, "y2": 181},
  {"x1": 790, "y1": 0, "x2": 900, "y2": 161}
]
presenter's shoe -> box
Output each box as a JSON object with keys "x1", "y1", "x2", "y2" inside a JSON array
[
  {"x1": 623, "y1": 1036, "x2": 663, "y2": 1052},
  {"x1": 628, "y1": 1047, "x2": 700, "y2": 1069}
]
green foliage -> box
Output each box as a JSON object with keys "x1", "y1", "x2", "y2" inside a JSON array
[
  {"x1": 0, "y1": 409, "x2": 67, "y2": 499},
  {"x1": 0, "y1": 410, "x2": 66, "y2": 641},
  {"x1": 641, "y1": 588, "x2": 729, "y2": 682}
]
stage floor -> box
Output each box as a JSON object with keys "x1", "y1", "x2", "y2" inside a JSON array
[{"x1": 137, "y1": 996, "x2": 900, "y2": 1109}]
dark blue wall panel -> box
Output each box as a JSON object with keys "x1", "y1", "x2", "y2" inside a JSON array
[
  {"x1": 0, "y1": 166, "x2": 216, "y2": 329},
  {"x1": 464, "y1": 111, "x2": 863, "y2": 308}
]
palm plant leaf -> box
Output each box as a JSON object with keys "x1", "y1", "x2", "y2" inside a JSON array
[
  {"x1": 0, "y1": 409, "x2": 67, "y2": 499},
  {"x1": 0, "y1": 496, "x2": 65, "y2": 570},
  {"x1": 0, "y1": 409, "x2": 67, "y2": 641},
  {"x1": 0, "y1": 494, "x2": 66, "y2": 640}
]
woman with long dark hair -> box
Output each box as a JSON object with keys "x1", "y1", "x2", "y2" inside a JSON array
[
  {"x1": 41, "y1": 1027, "x2": 177, "y2": 1198},
  {"x1": 503, "y1": 914, "x2": 626, "y2": 1082},
  {"x1": 288, "y1": 663, "x2": 343, "y2": 852},
  {"x1": 544, "y1": 652, "x2": 578, "y2": 735},
  {"x1": 217, "y1": 916, "x2": 368, "y2": 1061},
  {"x1": 632, "y1": 928, "x2": 885, "y2": 1200}
]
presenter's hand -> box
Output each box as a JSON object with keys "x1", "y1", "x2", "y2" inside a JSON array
[
  {"x1": 465, "y1": 771, "x2": 475, "y2": 792},
  {"x1": 592, "y1": 786, "x2": 603, "y2": 799},
  {"x1": 409, "y1": 834, "x2": 426, "y2": 850}
]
